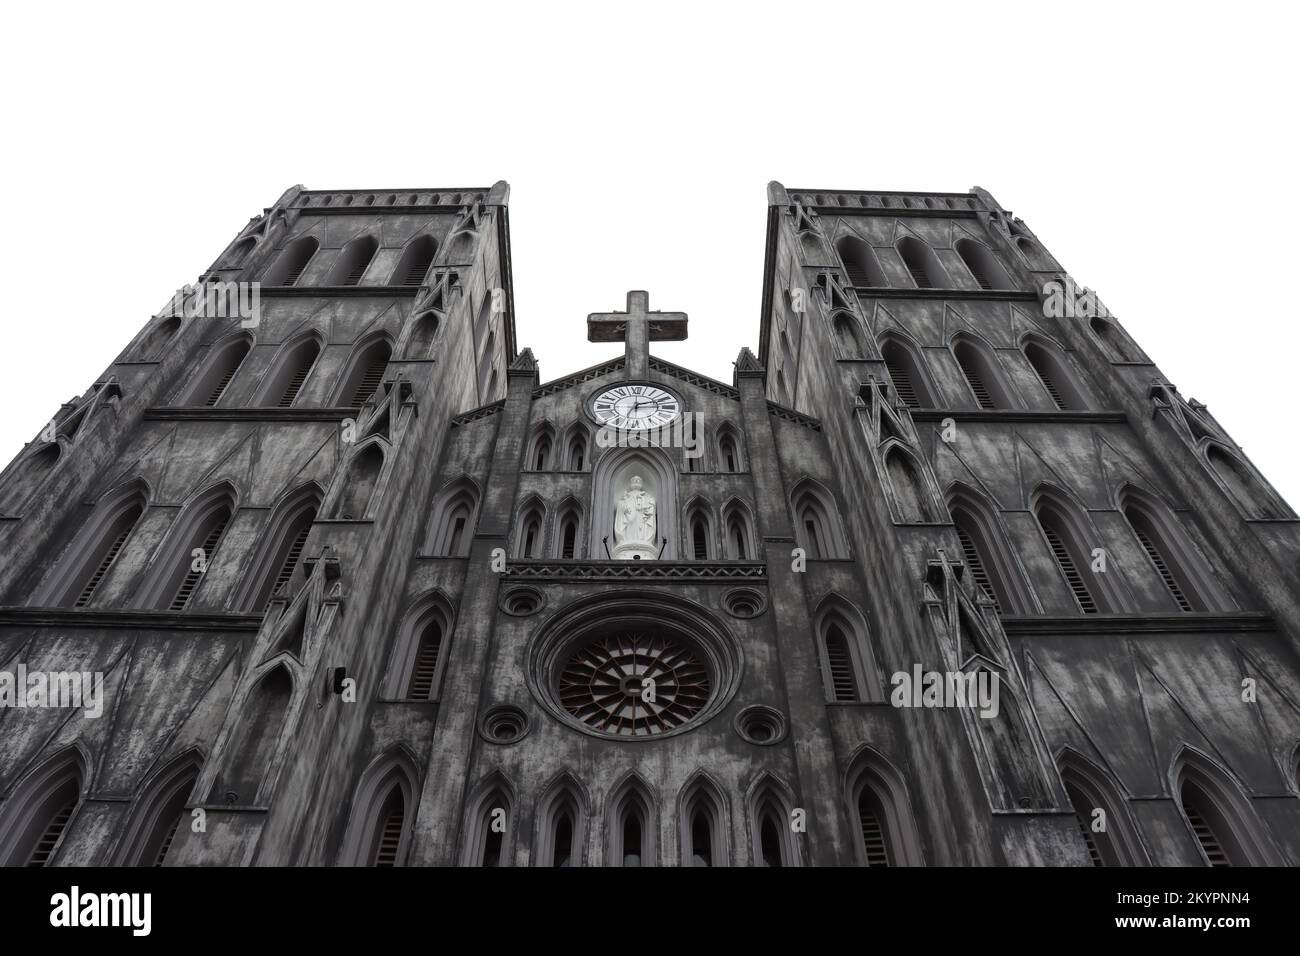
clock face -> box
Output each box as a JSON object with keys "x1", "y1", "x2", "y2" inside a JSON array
[{"x1": 590, "y1": 383, "x2": 681, "y2": 430}]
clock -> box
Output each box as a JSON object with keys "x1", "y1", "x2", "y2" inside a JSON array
[{"x1": 589, "y1": 383, "x2": 681, "y2": 430}]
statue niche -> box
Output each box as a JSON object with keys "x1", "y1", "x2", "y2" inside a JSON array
[{"x1": 590, "y1": 447, "x2": 677, "y2": 561}]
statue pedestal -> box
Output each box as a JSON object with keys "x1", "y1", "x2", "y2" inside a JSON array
[{"x1": 612, "y1": 540, "x2": 657, "y2": 561}]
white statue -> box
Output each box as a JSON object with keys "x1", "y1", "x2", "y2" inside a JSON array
[{"x1": 613, "y1": 475, "x2": 657, "y2": 559}]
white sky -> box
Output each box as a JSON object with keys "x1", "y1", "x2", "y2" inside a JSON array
[{"x1": 2, "y1": 1, "x2": 1296, "y2": 505}]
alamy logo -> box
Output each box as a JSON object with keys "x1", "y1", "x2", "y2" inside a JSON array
[
  {"x1": 0, "y1": 665, "x2": 103, "y2": 718},
  {"x1": 49, "y1": 886, "x2": 151, "y2": 936},
  {"x1": 1040, "y1": 275, "x2": 1109, "y2": 319},
  {"x1": 160, "y1": 280, "x2": 261, "y2": 328},
  {"x1": 890, "y1": 665, "x2": 1000, "y2": 718}
]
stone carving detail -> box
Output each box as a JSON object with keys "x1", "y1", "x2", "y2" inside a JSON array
[{"x1": 613, "y1": 476, "x2": 657, "y2": 559}]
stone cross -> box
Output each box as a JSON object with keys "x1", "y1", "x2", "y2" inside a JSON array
[{"x1": 587, "y1": 290, "x2": 687, "y2": 378}]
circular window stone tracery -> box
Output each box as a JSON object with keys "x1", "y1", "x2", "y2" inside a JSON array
[{"x1": 528, "y1": 593, "x2": 741, "y2": 741}]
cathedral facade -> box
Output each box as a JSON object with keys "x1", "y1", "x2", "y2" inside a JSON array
[{"x1": 0, "y1": 182, "x2": 1296, "y2": 867}]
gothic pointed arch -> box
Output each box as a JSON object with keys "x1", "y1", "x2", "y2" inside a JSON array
[
  {"x1": 878, "y1": 333, "x2": 934, "y2": 408},
  {"x1": 790, "y1": 477, "x2": 849, "y2": 559},
  {"x1": 115, "y1": 749, "x2": 202, "y2": 866},
  {"x1": 0, "y1": 747, "x2": 88, "y2": 866},
  {"x1": 1055, "y1": 749, "x2": 1146, "y2": 866},
  {"x1": 533, "y1": 771, "x2": 589, "y2": 867},
  {"x1": 332, "y1": 440, "x2": 386, "y2": 520},
  {"x1": 883, "y1": 444, "x2": 935, "y2": 522},
  {"x1": 815, "y1": 595, "x2": 880, "y2": 703},
  {"x1": 460, "y1": 772, "x2": 515, "y2": 866},
  {"x1": 1021, "y1": 334, "x2": 1088, "y2": 411},
  {"x1": 563, "y1": 422, "x2": 589, "y2": 471},
  {"x1": 389, "y1": 235, "x2": 437, "y2": 286},
  {"x1": 213, "y1": 664, "x2": 293, "y2": 806},
  {"x1": 264, "y1": 235, "x2": 319, "y2": 287},
  {"x1": 526, "y1": 422, "x2": 556, "y2": 471},
  {"x1": 180, "y1": 333, "x2": 253, "y2": 407},
  {"x1": 684, "y1": 495, "x2": 716, "y2": 560},
  {"x1": 1204, "y1": 442, "x2": 1288, "y2": 519},
  {"x1": 138, "y1": 315, "x2": 182, "y2": 361},
  {"x1": 1032, "y1": 485, "x2": 1116, "y2": 614},
  {"x1": 831, "y1": 311, "x2": 865, "y2": 358},
  {"x1": 325, "y1": 233, "x2": 379, "y2": 286},
  {"x1": 334, "y1": 334, "x2": 393, "y2": 407},
  {"x1": 606, "y1": 772, "x2": 658, "y2": 866},
  {"x1": 139, "y1": 481, "x2": 237, "y2": 611},
  {"x1": 386, "y1": 591, "x2": 454, "y2": 700},
  {"x1": 896, "y1": 235, "x2": 949, "y2": 289},
  {"x1": 226, "y1": 235, "x2": 256, "y2": 269},
  {"x1": 404, "y1": 309, "x2": 441, "y2": 359},
  {"x1": 954, "y1": 237, "x2": 1012, "y2": 290},
  {"x1": 252, "y1": 332, "x2": 323, "y2": 407},
  {"x1": 721, "y1": 497, "x2": 756, "y2": 560},
  {"x1": 554, "y1": 496, "x2": 584, "y2": 559},
  {"x1": 1118, "y1": 484, "x2": 1221, "y2": 612},
  {"x1": 679, "y1": 770, "x2": 729, "y2": 867},
  {"x1": 237, "y1": 482, "x2": 321, "y2": 612},
  {"x1": 835, "y1": 233, "x2": 886, "y2": 287},
  {"x1": 427, "y1": 477, "x2": 479, "y2": 557},
  {"x1": 1015, "y1": 237, "x2": 1056, "y2": 270},
  {"x1": 0, "y1": 441, "x2": 61, "y2": 515},
  {"x1": 1089, "y1": 315, "x2": 1136, "y2": 361},
  {"x1": 716, "y1": 423, "x2": 744, "y2": 474},
  {"x1": 514, "y1": 495, "x2": 547, "y2": 558},
  {"x1": 1171, "y1": 748, "x2": 1275, "y2": 866},
  {"x1": 339, "y1": 749, "x2": 420, "y2": 866},
  {"x1": 844, "y1": 747, "x2": 923, "y2": 866},
  {"x1": 747, "y1": 773, "x2": 800, "y2": 867},
  {"x1": 589, "y1": 445, "x2": 679, "y2": 560},
  {"x1": 35, "y1": 477, "x2": 149, "y2": 607},
  {"x1": 945, "y1": 482, "x2": 1029, "y2": 614},
  {"x1": 952, "y1": 333, "x2": 1013, "y2": 409}
]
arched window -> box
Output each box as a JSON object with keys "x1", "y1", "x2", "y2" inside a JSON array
[
  {"x1": 1206, "y1": 445, "x2": 1285, "y2": 519},
  {"x1": 528, "y1": 426, "x2": 554, "y2": 471},
  {"x1": 405, "y1": 610, "x2": 445, "y2": 700},
  {"x1": 334, "y1": 443, "x2": 384, "y2": 520},
  {"x1": 389, "y1": 235, "x2": 437, "y2": 286},
  {"x1": 38, "y1": 482, "x2": 147, "y2": 607},
  {"x1": 462, "y1": 779, "x2": 513, "y2": 867},
  {"x1": 217, "y1": 665, "x2": 292, "y2": 805},
  {"x1": 515, "y1": 500, "x2": 545, "y2": 558},
  {"x1": 1034, "y1": 491, "x2": 1108, "y2": 614},
  {"x1": 0, "y1": 442, "x2": 61, "y2": 515},
  {"x1": 139, "y1": 316, "x2": 181, "y2": 361},
  {"x1": 535, "y1": 776, "x2": 586, "y2": 867},
  {"x1": 1174, "y1": 755, "x2": 1269, "y2": 867},
  {"x1": 953, "y1": 335, "x2": 1012, "y2": 409},
  {"x1": 427, "y1": 480, "x2": 478, "y2": 557},
  {"x1": 884, "y1": 447, "x2": 932, "y2": 522},
  {"x1": 749, "y1": 777, "x2": 798, "y2": 867},
  {"x1": 118, "y1": 753, "x2": 200, "y2": 867},
  {"x1": 239, "y1": 486, "x2": 320, "y2": 612},
  {"x1": 1023, "y1": 337, "x2": 1087, "y2": 410},
  {"x1": 896, "y1": 236, "x2": 948, "y2": 289},
  {"x1": 1016, "y1": 237, "x2": 1053, "y2": 270},
  {"x1": 325, "y1": 234, "x2": 379, "y2": 286},
  {"x1": 255, "y1": 335, "x2": 321, "y2": 407},
  {"x1": 336, "y1": 337, "x2": 392, "y2": 407},
  {"x1": 835, "y1": 235, "x2": 886, "y2": 287},
  {"x1": 847, "y1": 754, "x2": 921, "y2": 867},
  {"x1": 0, "y1": 750, "x2": 85, "y2": 866},
  {"x1": 182, "y1": 336, "x2": 252, "y2": 407},
  {"x1": 565, "y1": 425, "x2": 588, "y2": 471},
  {"x1": 608, "y1": 777, "x2": 656, "y2": 866},
  {"x1": 1120, "y1": 488, "x2": 1214, "y2": 612},
  {"x1": 227, "y1": 236, "x2": 256, "y2": 268},
  {"x1": 406, "y1": 310, "x2": 440, "y2": 358},
  {"x1": 791, "y1": 479, "x2": 849, "y2": 559},
  {"x1": 717, "y1": 429, "x2": 743, "y2": 473},
  {"x1": 817, "y1": 600, "x2": 876, "y2": 703},
  {"x1": 265, "y1": 236, "x2": 319, "y2": 287},
  {"x1": 1089, "y1": 316, "x2": 1135, "y2": 362},
  {"x1": 146, "y1": 484, "x2": 236, "y2": 611},
  {"x1": 832, "y1": 312, "x2": 864, "y2": 358},
  {"x1": 685, "y1": 499, "x2": 714, "y2": 561},
  {"x1": 1056, "y1": 753, "x2": 1143, "y2": 867},
  {"x1": 680, "y1": 774, "x2": 727, "y2": 867},
  {"x1": 879, "y1": 336, "x2": 933, "y2": 408},
  {"x1": 722, "y1": 501, "x2": 755, "y2": 560},
  {"x1": 955, "y1": 238, "x2": 1012, "y2": 290},
  {"x1": 555, "y1": 501, "x2": 582, "y2": 559},
  {"x1": 946, "y1": 485, "x2": 1023, "y2": 614}
]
